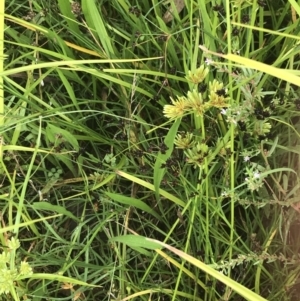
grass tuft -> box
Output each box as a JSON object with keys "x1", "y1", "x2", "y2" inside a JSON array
[{"x1": 1, "y1": 0, "x2": 300, "y2": 300}]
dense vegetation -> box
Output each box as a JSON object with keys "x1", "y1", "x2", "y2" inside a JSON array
[{"x1": 1, "y1": 1, "x2": 300, "y2": 300}]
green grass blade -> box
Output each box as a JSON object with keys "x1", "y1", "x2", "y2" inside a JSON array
[
  {"x1": 154, "y1": 119, "x2": 181, "y2": 200},
  {"x1": 105, "y1": 192, "x2": 163, "y2": 221},
  {"x1": 81, "y1": 0, "x2": 115, "y2": 57},
  {"x1": 147, "y1": 238, "x2": 269, "y2": 301}
]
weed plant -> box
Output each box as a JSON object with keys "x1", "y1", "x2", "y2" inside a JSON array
[{"x1": 1, "y1": 0, "x2": 300, "y2": 300}]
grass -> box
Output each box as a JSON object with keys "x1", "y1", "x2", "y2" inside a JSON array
[{"x1": 1, "y1": 0, "x2": 300, "y2": 300}]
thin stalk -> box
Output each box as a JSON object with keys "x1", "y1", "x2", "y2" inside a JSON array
[{"x1": 226, "y1": 0, "x2": 235, "y2": 294}]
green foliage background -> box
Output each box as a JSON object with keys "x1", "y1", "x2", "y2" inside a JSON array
[{"x1": 0, "y1": 1, "x2": 300, "y2": 300}]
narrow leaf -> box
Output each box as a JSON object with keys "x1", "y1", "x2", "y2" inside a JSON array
[
  {"x1": 116, "y1": 170, "x2": 185, "y2": 207},
  {"x1": 147, "y1": 238, "x2": 268, "y2": 301},
  {"x1": 32, "y1": 202, "x2": 80, "y2": 222},
  {"x1": 46, "y1": 123, "x2": 78, "y2": 151},
  {"x1": 105, "y1": 192, "x2": 162, "y2": 221},
  {"x1": 154, "y1": 119, "x2": 181, "y2": 199},
  {"x1": 110, "y1": 235, "x2": 162, "y2": 250}
]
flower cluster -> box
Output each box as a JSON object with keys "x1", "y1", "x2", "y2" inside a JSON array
[
  {"x1": 244, "y1": 166, "x2": 265, "y2": 191},
  {"x1": 164, "y1": 65, "x2": 230, "y2": 120},
  {"x1": 184, "y1": 142, "x2": 210, "y2": 168},
  {"x1": 220, "y1": 102, "x2": 272, "y2": 138},
  {"x1": 163, "y1": 96, "x2": 189, "y2": 119},
  {"x1": 208, "y1": 79, "x2": 230, "y2": 108},
  {"x1": 0, "y1": 237, "x2": 33, "y2": 295},
  {"x1": 174, "y1": 133, "x2": 211, "y2": 168},
  {"x1": 163, "y1": 62, "x2": 274, "y2": 196},
  {"x1": 185, "y1": 65, "x2": 209, "y2": 84},
  {"x1": 174, "y1": 132, "x2": 195, "y2": 149}
]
